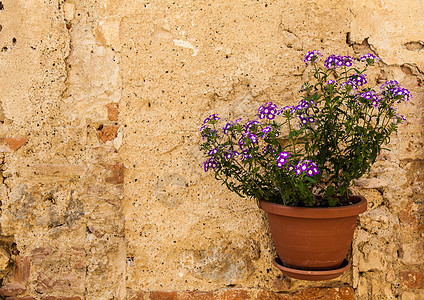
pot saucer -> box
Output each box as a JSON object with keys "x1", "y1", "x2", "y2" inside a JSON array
[{"x1": 272, "y1": 257, "x2": 351, "y2": 281}]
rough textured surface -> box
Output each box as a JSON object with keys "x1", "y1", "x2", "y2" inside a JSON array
[{"x1": 0, "y1": 0, "x2": 422, "y2": 299}]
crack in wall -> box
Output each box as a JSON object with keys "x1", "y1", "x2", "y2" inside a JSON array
[{"x1": 59, "y1": 1, "x2": 74, "y2": 100}]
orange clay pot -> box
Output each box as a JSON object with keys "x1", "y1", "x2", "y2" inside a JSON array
[{"x1": 260, "y1": 195, "x2": 367, "y2": 272}]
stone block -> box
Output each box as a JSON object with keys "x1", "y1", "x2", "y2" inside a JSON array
[
  {"x1": 400, "y1": 270, "x2": 424, "y2": 289},
  {"x1": 0, "y1": 283, "x2": 26, "y2": 297},
  {"x1": 102, "y1": 163, "x2": 124, "y2": 184},
  {"x1": 13, "y1": 256, "x2": 30, "y2": 285},
  {"x1": 97, "y1": 125, "x2": 119, "y2": 143},
  {"x1": 41, "y1": 297, "x2": 84, "y2": 300},
  {"x1": 0, "y1": 138, "x2": 27, "y2": 152},
  {"x1": 0, "y1": 247, "x2": 10, "y2": 271},
  {"x1": 63, "y1": 3, "x2": 75, "y2": 21},
  {"x1": 401, "y1": 242, "x2": 424, "y2": 265},
  {"x1": 106, "y1": 103, "x2": 119, "y2": 121},
  {"x1": 401, "y1": 290, "x2": 424, "y2": 300},
  {"x1": 33, "y1": 164, "x2": 84, "y2": 177},
  {"x1": 136, "y1": 288, "x2": 354, "y2": 300}
]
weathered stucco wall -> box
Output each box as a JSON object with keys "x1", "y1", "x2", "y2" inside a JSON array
[{"x1": 0, "y1": 0, "x2": 422, "y2": 299}]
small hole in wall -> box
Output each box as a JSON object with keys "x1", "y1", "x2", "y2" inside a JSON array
[
  {"x1": 0, "y1": 2, "x2": 4, "y2": 10},
  {"x1": 12, "y1": 37, "x2": 16, "y2": 44},
  {"x1": 397, "y1": 248, "x2": 404, "y2": 259},
  {"x1": 346, "y1": 32, "x2": 351, "y2": 44},
  {"x1": 10, "y1": 243, "x2": 19, "y2": 255},
  {"x1": 1, "y1": 46, "x2": 7, "y2": 52}
]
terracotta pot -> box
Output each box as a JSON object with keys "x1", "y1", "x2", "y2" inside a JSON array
[{"x1": 260, "y1": 195, "x2": 367, "y2": 271}]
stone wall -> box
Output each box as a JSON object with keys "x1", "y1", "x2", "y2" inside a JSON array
[{"x1": 0, "y1": 0, "x2": 422, "y2": 299}]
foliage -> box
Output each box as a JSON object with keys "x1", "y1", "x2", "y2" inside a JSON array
[{"x1": 199, "y1": 51, "x2": 410, "y2": 207}]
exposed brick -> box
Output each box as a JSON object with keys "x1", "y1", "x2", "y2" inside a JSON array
[
  {"x1": 30, "y1": 247, "x2": 53, "y2": 259},
  {"x1": 13, "y1": 256, "x2": 30, "y2": 285},
  {"x1": 102, "y1": 163, "x2": 124, "y2": 184},
  {"x1": 0, "y1": 283, "x2": 27, "y2": 297},
  {"x1": 136, "y1": 288, "x2": 353, "y2": 300},
  {"x1": 97, "y1": 125, "x2": 119, "y2": 143},
  {"x1": 0, "y1": 137, "x2": 28, "y2": 152},
  {"x1": 258, "y1": 287, "x2": 354, "y2": 299},
  {"x1": 30, "y1": 248, "x2": 86, "y2": 294},
  {"x1": 33, "y1": 164, "x2": 84, "y2": 177},
  {"x1": 41, "y1": 297, "x2": 84, "y2": 300},
  {"x1": 35, "y1": 272, "x2": 85, "y2": 294},
  {"x1": 400, "y1": 270, "x2": 424, "y2": 289},
  {"x1": 106, "y1": 102, "x2": 119, "y2": 121},
  {"x1": 4, "y1": 137, "x2": 27, "y2": 150},
  {"x1": 138, "y1": 290, "x2": 250, "y2": 300},
  {"x1": 5, "y1": 297, "x2": 35, "y2": 300},
  {"x1": 148, "y1": 291, "x2": 178, "y2": 300}
]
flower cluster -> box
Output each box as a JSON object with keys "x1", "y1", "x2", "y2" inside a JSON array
[
  {"x1": 381, "y1": 80, "x2": 412, "y2": 103},
  {"x1": 203, "y1": 157, "x2": 219, "y2": 172},
  {"x1": 303, "y1": 50, "x2": 323, "y2": 65},
  {"x1": 293, "y1": 160, "x2": 320, "y2": 177},
  {"x1": 203, "y1": 114, "x2": 220, "y2": 124},
  {"x1": 348, "y1": 74, "x2": 367, "y2": 88},
  {"x1": 276, "y1": 152, "x2": 290, "y2": 168},
  {"x1": 200, "y1": 51, "x2": 410, "y2": 207},
  {"x1": 356, "y1": 90, "x2": 382, "y2": 107},
  {"x1": 360, "y1": 53, "x2": 380, "y2": 65},
  {"x1": 257, "y1": 102, "x2": 279, "y2": 120},
  {"x1": 324, "y1": 54, "x2": 354, "y2": 69},
  {"x1": 223, "y1": 118, "x2": 241, "y2": 134}
]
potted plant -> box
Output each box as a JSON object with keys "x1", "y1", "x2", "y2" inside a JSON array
[{"x1": 199, "y1": 51, "x2": 411, "y2": 280}]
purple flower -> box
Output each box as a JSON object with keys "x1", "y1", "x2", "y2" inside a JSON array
[
  {"x1": 327, "y1": 80, "x2": 336, "y2": 85},
  {"x1": 261, "y1": 126, "x2": 272, "y2": 138},
  {"x1": 276, "y1": 158, "x2": 287, "y2": 168},
  {"x1": 303, "y1": 50, "x2": 323, "y2": 65},
  {"x1": 324, "y1": 55, "x2": 354, "y2": 69},
  {"x1": 222, "y1": 118, "x2": 241, "y2": 134},
  {"x1": 380, "y1": 80, "x2": 401, "y2": 92},
  {"x1": 349, "y1": 74, "x2": 367, "y2": 87},
  {"x1": 293, "y1": 160, "x2": 319, "y2": 177},
  {"x1": 299, "y1": 115, "x2": 315, "y2": 126},
  {"x1": 276, "y1": 152, "x2": 290, "y2": 169},
  {"x1": 240, "y1": 149, "x2": 253, "y2": 161},
  {"x1": 324, "y1": 55, "x2": 341, "y2": 69},
  {"x1": 279, "y1": 151, "x2": 290, "y2": 159},
  {"x1": 361, "y1": 53, "x2": 380, "y2": 65},
  {"x1": 340, "y1": 81, "x2": 355, "y2": 92},
  {"x1": 356, "y1": 91, "x2": 382, "y2": 107},
  {"x1": 392, "y1": 87, "x2": 412, "y2": 103},
  {"x1": 381, "y1": 81, "x2": 412, "y2": 103},
  {"x1": 258, "y1": 102, "x2": 279, "y2": 120},
  {"x1": 203, "y1": 157, "x2": 219, "y2": 172},
  {"x1": 247, "y1": 133, "x2": 258, "y2": 144},
  {"x1": 343, "y1": 56, "x2": 354, "y2": 67},
  {"x1": 393, "y1": 113, "x2": 406, "y2": 124},
  {"x1": 244, "y1": 120, "x2": 259, "y2": 131},
  {"x1": 203, "y1": 114, "x2": 220, "y2": 125},
  {"x1": 224, "y1": 152, "x2": 233, "y2": 160},
  {"x1": 298, "y1": 100, "x2": 312, "y2": 109},
  {"x1": 208, "y1": 148, "x2": 218, "y2": 156},
  {"x1": 262, "y1": 144, "x2": 277, "y2": 154}
]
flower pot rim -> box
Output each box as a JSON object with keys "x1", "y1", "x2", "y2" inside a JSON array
[
  {"x1": 272, "y1": 257, "x2": 351, "y2": 281},
  {"x1": 260, "y1": 195, "x2": 367, "y2": 219}
]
